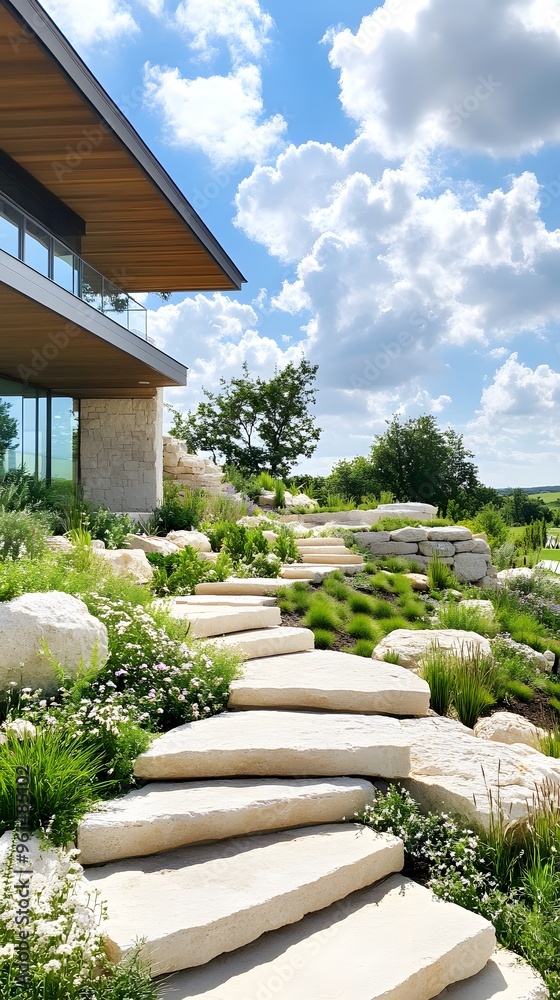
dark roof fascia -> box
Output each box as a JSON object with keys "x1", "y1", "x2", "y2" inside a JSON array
[
  {"x1": 0, "y1": 249, "x2": 188, "y2": 385},
  {"x1": 2, "y1": 0, "x2": 246, "y2": 290},
  {"x1": 0, "y1": 149, "x2": 85, "y2": 251}
]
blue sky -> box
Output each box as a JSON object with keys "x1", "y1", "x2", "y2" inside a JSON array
[{"x1": 43, "y1": 0, "x2": 560, "y2": 487}]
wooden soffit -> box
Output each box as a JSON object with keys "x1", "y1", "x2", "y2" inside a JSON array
[{"x1": 0, "y1": 0, "x2": 245, "y2": 294}]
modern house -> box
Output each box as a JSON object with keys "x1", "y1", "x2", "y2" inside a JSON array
[{"x1": 0, "y1": 0, "x2": 244, "y2": 511}]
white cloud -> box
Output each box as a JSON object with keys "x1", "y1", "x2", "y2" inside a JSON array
[
  {"x1": 137, "y1": 0, "x2": 165, "y2": 14},
  {"x1": 466, "y1": 354, "x2": 560, "y2": 483},
  {"x1": 144, "y1": 62, "x2": 286, "y2": 167},
  {"x1": 327, "y1": 0, "x2": 560, "y2": 157},
  {"x1": 174, "y1": 0, "x2": 274, "y2": 63},
  {"x1": 42, "y1": 0, "x2": 138, "y2": 47},
  {"x1": 237, "y1": 136, "x2": 560, "y2": 398}
]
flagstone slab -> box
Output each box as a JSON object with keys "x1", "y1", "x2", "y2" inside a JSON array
[
  {"x1": 215, "y1": 625, "x2": 315, "y2": 658},
  {"x1": 134, "y1": 710, "x2": 412, "y2": 780},
  {"x1": 171, "y1": 605, "x2": 281, "y2": 637}
]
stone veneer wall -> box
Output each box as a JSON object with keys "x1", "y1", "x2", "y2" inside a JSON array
[
  {"x1": 355, "y1": 526, "x2": 497, "y2": 586},
  {"x1": 80, "y1": 393, "x2": 163, "y2": 512},
  {"x1": 163, "y1": 436, "x2": 224, "y2": 495}
]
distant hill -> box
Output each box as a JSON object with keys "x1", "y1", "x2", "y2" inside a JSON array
[{"x1": 497, "y1": 486, "x2": 560, "y2": 495}]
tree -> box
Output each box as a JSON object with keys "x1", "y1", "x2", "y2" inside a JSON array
[
  {"x1": 181, "y1": 360, "x2": 322, "y2": 478},
  {"x1": 0, "y1": 401, "x2": 18, "y2": 476},
  {"x1": 369, "y1": 414, "x2": 482, "y2": 513},
  {"x1": 501, "y1": 488, "x2": 552, "y2": 526},
  {"x1": 326, "y1": 456, "x2": 380, "y2": 504}
]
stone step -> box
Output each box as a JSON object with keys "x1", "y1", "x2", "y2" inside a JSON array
[
  {"x1": 85, "y1": 825, "x2": 404, "y2": 977},
  {"x1": 77, "y1": 777, "x2": 376, "y2": 865},
  {"x1": 196, "y1": 579, "x2": 285, "y2": 596},
  {"x1": 134, "y1": 710, "x2": 411, "y2": 780},
  {"x1": 437, "y1": 950, "x2": 548, "y2": 998},
  {"x1": 160, "y1": 874, "x2": 495, "y2": 998},
  {"x1": 228, "y1": 650, "x2": 430, "y2": 717},
  {"x1": 175, "y1": 595, "x2": 277, "y2": 607},
  {"x1": 294, "y1": 545, "x2": 350, "y2": 555},
  {"x1": 297, "y1": 552, "x2": 364, "y2": 565},
  {"x1": 281, "y1": 564, "x2": 362, "y2": 580},
  {"x1": 171, "y1": 606, "x2": 282, "y2": 637},
  {"x1": 296, "y1": 537, "x2": 345, "y2": 547},
  {"x1": 214, "y1": 625, "x2": 315, "y2": 659}
]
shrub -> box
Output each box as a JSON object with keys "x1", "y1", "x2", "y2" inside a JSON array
[
  {"x1": 421, "y1": 646, "x2": 455, "y2": 716},
  {"x1": 86, "y1": 507, "x2": 136, "y2": 549},
  {"x1": 273, "y1": 527, "x2": 300, "y2": 563},
  {"x1": 494, "y1": 541, "x2": 518, "y2": 570},
  {"x1": 0, "y1": 509, "x2": 48, "y2": 561},
  {"x1": 246, "y1": 552, "x2": 282, "y2": 578},
  {"x1": 352, "y1": 639, "x2": 375, "y2": 657},
  {"x1": 148, "y1": 547, "x2": 214, "y2": 596},
  {"x1": 256, "y1": 471, "x2": 276, "y2": 492},
  {"x1": 313, "y1": 628, "x2": 336, "y2": 649},
  {"x1": 153, "y1": 483, "x2": 206, "y2": 533},
  {"x1": 347, "y1": 615, "x2": 378, "y2": 641},
  {"x1": 473, "y1": 505, "x2": 508, "y2": 547}
]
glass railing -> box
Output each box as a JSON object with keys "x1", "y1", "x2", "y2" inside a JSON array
[{"x1": 0, "y1": 193, "x2": 147, "y2": 339}]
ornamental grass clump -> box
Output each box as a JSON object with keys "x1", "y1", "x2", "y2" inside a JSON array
[
  {"x1": 421, "y1": 646, "x2": 455, "y2": 717},
  {"x1": 0, "y1": 838, "x2": 158, "y2": 999},
  {"x1": 436, "y1": 601, "x2": 497, "y2": 637},
  {"x1": 427, "y1": 555, "x2": 457, "y2": 591}
]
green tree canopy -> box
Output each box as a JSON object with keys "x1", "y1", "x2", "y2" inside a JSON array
[
  {"x1": 0, "y1": 401, "x2": 18, "y2": 474},
  {"x1": 369, "y1": 414, "x2": 481, "y2": 513},
  {"x1": 170, "y1": 360, "x2": 322, "y2": 479}
]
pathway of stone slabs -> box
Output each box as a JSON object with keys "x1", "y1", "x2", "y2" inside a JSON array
[{"x1": 78, "y1": 545, "x2": 548, "y2": 999}]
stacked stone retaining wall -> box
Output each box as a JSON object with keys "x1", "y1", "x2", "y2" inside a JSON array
[{"x1": 355, "y1": 526, "x2": 497, "y2": 586}]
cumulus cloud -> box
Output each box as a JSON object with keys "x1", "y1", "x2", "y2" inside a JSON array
[
  {"x1": 42, "y1": 0, "x2": 138, "y2": 47},
  {"x1": 144, "y1": 62, "x2": 286, "y2": 167},
  {"x1": 327, "y1": 0, "x2": 560, "y2": 157},
  {"x1": 466, "y1": 354, "x2": 560, "y2": 481},
  {"x1": 174, "y1": 0, "x2": 274, "y2": 63}
]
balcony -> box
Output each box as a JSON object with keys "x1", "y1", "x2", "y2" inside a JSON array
[{"x1": 0, "y1": 193, "x2": 147, "y2": 339}]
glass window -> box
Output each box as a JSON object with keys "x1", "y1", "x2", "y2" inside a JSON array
[
  {"x1": 53, "y1": 240, "x2": 77, "y2": 293},
  {"x1": 51, "y1": 397, "x2": 78, "y2": 484},
  {"x1": 22, "y1": 395, "x2": 38, "y2": 477},
  {"x1": 0, "y1": 378, "x2": 23, "y2": 479},
  {"x1": 37, "y1": 393, "x2": 48, "y2": 481},
  {"x1": 0, "y1": 199, "x2": 21, "y2": 258},
  {"x1": 102, "y1": 276, "x2": 129, "y2": 328},
  {"x1": 24, "y1": 219, "x2": 50, "y2": 277},
  {"x1": 81, "y1": 262, "x2": 103, "y2": 312}
]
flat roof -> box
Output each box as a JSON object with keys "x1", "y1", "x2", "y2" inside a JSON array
[{"x1": 0, "y1": 0, "x2": 245, "y2": 293}]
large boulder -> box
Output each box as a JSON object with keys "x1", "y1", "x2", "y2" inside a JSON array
[
  {"x1": 390, "y1": 527, "x2": 428, "y2": 542},
  {"x1": 97, "y1": 548, "x2": 154, "y2": 584},
  {"x1": 166, "y1": 531, "x2": 212, "y2": 553},
  {"x1": 126, "y1": 535, "x2": 180, "y2": 556},
  {"x1": 497, "y1": 567, "x2": 533, "y2": 583},
  {"x1": 418, "y1": 541, "x2": 455, "y2": 557},
  {"x1": 453, "y1": 553, "x2": 489, "y2": 583},
  {"x1": 373, "y1": 629, "x2": 493, "y2": 669},
  {"x1": 474, "y1": 712, "x2": 546, "y2": 751},
  {"x1": 0, "y1": 592, "x2": 108, "y2": 694},
  {"x1": 426, "y1": 527, "x2": 472, "y2": 542},
  {"x1": 402, "y1": 716, "x2": 560, "y2": 829},
  {"x1": 460, "y1": 599, "x2": 496, "y2": 623},
  {"x1": 45, "y1": 536, "x2": 73, "y2": 552}
]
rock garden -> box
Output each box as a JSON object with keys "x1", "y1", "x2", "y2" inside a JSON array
[{"x1": 0, "y1": 472, "x2": 559, "y2": 999}]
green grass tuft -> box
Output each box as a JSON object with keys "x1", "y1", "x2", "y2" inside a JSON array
[
  {"x1": 347, "y1": 615, "x2": 379, "y2": 641},
  {"x1": 352, "y1": 639, "x2": 375, "y2": 658},
  {"x1": 313, "y1": 628, "x2": 336, "y2": 649},
  {"x1": 421, "y1": 646, "x2": 455, "y2": 716},
  {"x1": 382, "y1": 651, "x2": 401, "y2": 664},
  {"x1": 348, "y1": 591, "x2": 377, "y2": 615}
]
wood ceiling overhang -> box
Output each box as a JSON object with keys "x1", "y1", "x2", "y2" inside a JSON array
[
  {"x1": 0, "y1": 0, "x2": 245, "y2": 293},
  {"x1": 0, "y1": 251, "x2": 187, "y2": 397}
]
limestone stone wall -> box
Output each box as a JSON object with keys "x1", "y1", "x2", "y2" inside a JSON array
[
  {"x1": 80, "y1": 393, "x2": 163, "y2": 513},
  {"x1": 163, "y1": 436, "x2": 223, "y2": 494},
  {"x1": 355, "y1": 526, "x2": 497, "y2": 586}
]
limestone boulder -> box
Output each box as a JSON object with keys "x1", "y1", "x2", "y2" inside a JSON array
[
  {"x1": 404, "y1": 573, "x2": 430, "y2": 592},
  {"x1": 357, "y1": 537, "x2": 419, "y2": 556},
  {"x1": 497, "y1": 567, "x2": 533, "y2": 583},
  {"x1": 0, "y1": 592, "x2": 108, "y2": 693},
  {"x1": 45, "y1": 535, "x2": 73, "y2": 552},
  {"x1": 427, "y1": 527, "x2": 472, "y2": 542},
  {"x1": 474, "y1": 712, "x2": 546, "y2": 751},
  {"x1": 291, "y1": 494, "x2": 318, "y2": 510},
  {"x1": 375, "y1": 502, "x2": 438, "y2": 519},
  {"x1": 166, "y1": 531, "x2": 212, "y2": 553},
  {"x1": 126, "y1": 535, "x2": 180, "y2": 556},
  {"x1": 454, "y1": 553, "x2": 489, "y2": 583},
  {"x1": 419, "y1": 541, "x2": 455, "y2": 557},
  {"x1": 389, "y1": 527, "x2": 428, "y2": 542},
  {"x1": 402, "y1": 716, "x2": 560, "y2": 829},
  {"x1": 97, "y1": 548, "x2": 154, "y2": 584},
  {"x1": 373, "y1": 629, "x2": 493, "y2": 669},
  {"x1": 460, "y1": 599, "x2": 496, "y2": 622}
]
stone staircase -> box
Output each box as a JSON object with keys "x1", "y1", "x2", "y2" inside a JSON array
[{"x1": 77, "y1": 563, "x2": 548, "y2": 999}]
